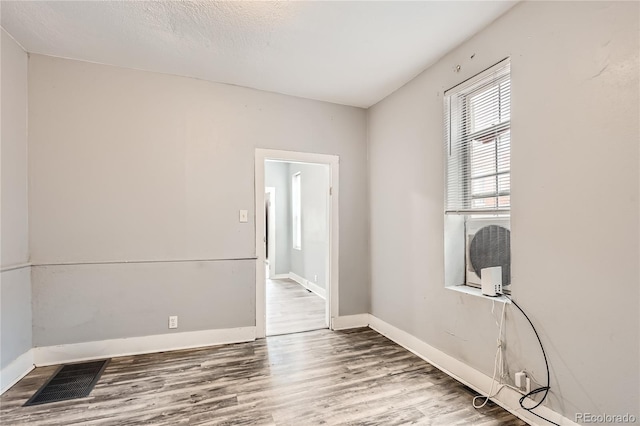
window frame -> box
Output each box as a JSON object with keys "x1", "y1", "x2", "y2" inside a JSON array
[
  {"x1": 291, "y1": 172, "x2": 302, "y2": 250},
  {"x1": 464, "y1": 75, "x2": 511, "y2": 211},
  {"x1": 444, "y1": 58, "x2": 511, "y2": 292},
  {"x1": 445, "y1": 58, "x2": 511, "y2": 215}
]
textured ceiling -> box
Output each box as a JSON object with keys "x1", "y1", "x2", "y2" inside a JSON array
[{"x1": 1, "y1": 1, "x2": 515, "y2": 108}]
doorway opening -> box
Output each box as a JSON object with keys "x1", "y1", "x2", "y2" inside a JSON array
[{"x1": 255, "y1": 149, "x2": 339, "y2": 338}]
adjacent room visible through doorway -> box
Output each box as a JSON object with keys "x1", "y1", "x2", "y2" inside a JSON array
[
  {"x1": 263, "y1": 160, "x2": 330, "y2": 336},
  {"x1": 255, "y1": 149, "x2": 339, "y2": 339}
]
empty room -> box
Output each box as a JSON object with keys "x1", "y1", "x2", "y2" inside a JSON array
[{"x1": 1, "y1": 1, "x2": 638, "y2": 425}]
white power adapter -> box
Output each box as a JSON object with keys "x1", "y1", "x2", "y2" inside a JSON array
[
  {"x1": 481, "y1": 266, "x2": 503, "y2": 296},
  {"x1": 514, "y1": 371, "x2": 531, "y2": 394}
]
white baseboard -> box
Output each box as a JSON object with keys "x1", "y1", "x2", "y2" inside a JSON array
[
  {"x1": 368, "y1": 315, "x2": 578, "y2": 426},
  {"x1": 288, "y1": 271, "x2": 305, "y2": 284},
  {"x1": 0, "y1": 349, "x2": 35, "y2": 394},
  {"x1": 271, "y1": 274, "x2": 289, "y2": 280},
  {"x1": 306, "y1": 281, "x2": 326, "y2": 299},
  {"x1": 33, "y1": 326, "x2": 256, "y2": 367},
  {"x1": 288, "y1": 272, "x2": 326, "y2": 299},
  {"x1": 332, "y1": 314, "x2": 371, "y2": 330}
]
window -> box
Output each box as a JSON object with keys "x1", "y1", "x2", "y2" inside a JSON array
[
  {"x1": 292, "y1": 172, "x2": 301, "y2": 250},
  {"x1": 444, "y1": 59, "x2": 511, "y2": 291}
]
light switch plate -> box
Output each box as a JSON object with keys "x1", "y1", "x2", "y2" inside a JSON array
[{"x1": 239, "y1": 210, "x2": 248, "y2": 223}]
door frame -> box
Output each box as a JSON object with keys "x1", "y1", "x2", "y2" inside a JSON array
[
  {"x1": 264, "y1": 187, "x2": 276, "y2": 279},
  {"x1": 255, "y1": 148, "x2": 339, "y2": 339}
]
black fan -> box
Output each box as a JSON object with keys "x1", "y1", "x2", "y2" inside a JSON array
[{"x1": 469, "y1": 225, "x2": 510, "y2": 285}]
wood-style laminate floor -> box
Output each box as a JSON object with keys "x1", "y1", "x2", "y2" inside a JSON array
[
  {"x1": 0, "y1": 328, "x2": 525, "y2": 425},
  {"x1": 266, "y1": 278, "x2": 326, "y2": 336}
]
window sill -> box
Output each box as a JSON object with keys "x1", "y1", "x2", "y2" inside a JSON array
[{"x1": 445, "y1": 284, "x2": 511, "y2": 303}]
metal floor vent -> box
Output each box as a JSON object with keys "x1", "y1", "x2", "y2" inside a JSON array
[{"x1": 24, "y1": 359, "x2": 110, "y2": 406}]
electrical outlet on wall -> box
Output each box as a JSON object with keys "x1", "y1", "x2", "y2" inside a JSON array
[
  {"x1": 314, "y1": 274, "x2": 318, "y2": 282},
  {"x1": 168, "y1": 315, "x2": 178, "y2": 329}
]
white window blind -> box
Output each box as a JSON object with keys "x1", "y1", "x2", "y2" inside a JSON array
[
  {"x1": 444, "y1": 59, "x2": 511, "y2": 214},
  {"x1": 292, "y1": 172, "x2": 301, "y2": 250}
]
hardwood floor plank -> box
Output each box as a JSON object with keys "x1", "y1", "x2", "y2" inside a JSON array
[
  {"x1": 1, "y1": 328, "x2": 526, "y2": 425},
  {"x1": 266, "y1": 278, "x2": 326, "y2": 336}
]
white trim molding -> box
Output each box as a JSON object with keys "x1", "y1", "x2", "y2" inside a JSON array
[
  {"x1": 331, "y1": 314, "x2": 371, "y2": 330},
  {"x1": 265, "y1": 186, "x2": 277, "y2": 280},
  {"x1": 288, "y1": 271, "x2": 305, "y2": 285},
  {"x1": 32, "y1": 327, "x2": 256, "y2": 367},
  {"x1": 288, "y1": 272, "x2": 326, "y2": 299},
  {"x1": 368, "y1": 315, "x2": 579, "y2": 426},
  {"x1": 0, "y1": 349, "x2": 35, "y2": 394},
  {"x1": 306, "y1": 281, "x2": 326, "y2": 300}
]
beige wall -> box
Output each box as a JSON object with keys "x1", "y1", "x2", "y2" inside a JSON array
[
  {"x1": 27, "y1": 54, "x2": 369, "y2": 345},
  {"x1": 289, "y1": 162, "x2": 329, "y2": 289},
  {"x1": 368, "y1": 1, "x2": 639, "y2": 420},
  {"x1": 0, "y1": 29, "x2": 32, "y2": 371},
  {"x1": 265, "y1": 161, "x2": 291, "y2": 275},
  {"x1": 1, "y1": 29, "x2": 28, "y2": 267}
]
